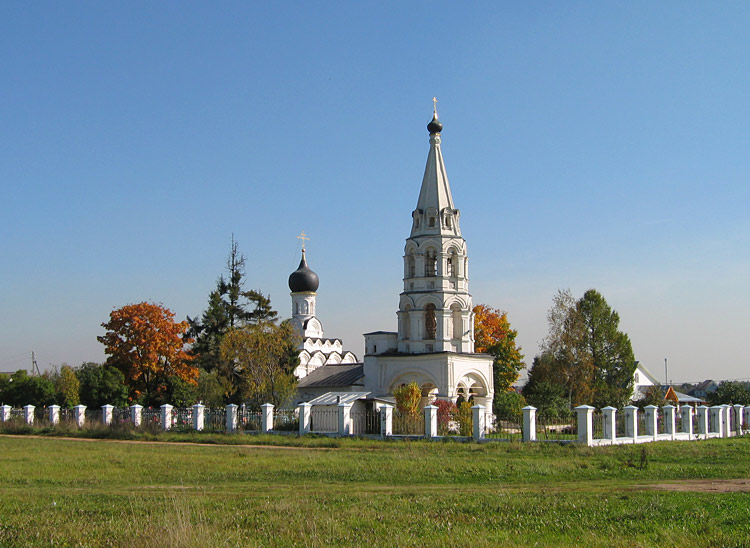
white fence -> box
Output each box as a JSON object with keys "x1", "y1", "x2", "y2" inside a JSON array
[{"x1": 1, "y1": 402, "x2": 748, "y2": 445}]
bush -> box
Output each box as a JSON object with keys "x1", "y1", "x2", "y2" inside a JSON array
[
  {"x1": 493, "y1": 389, "x2": 526, "y2": 419},
  {"x1": 393, "y1": 382, "x2": 421, "y2": 415}
]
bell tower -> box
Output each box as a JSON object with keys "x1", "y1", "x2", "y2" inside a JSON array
[{"x1": 397, "y1": 101, "x2": 474, "y2": 353}]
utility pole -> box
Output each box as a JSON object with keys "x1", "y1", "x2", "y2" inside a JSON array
[
  {"x1": 31, "y1": 351, "x2": 41, "y2": 376},
  {"x1": 664, "y1": 357, "x2": 668, "y2": 387}
]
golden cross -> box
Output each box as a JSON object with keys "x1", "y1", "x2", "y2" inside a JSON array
[
  {"x1": 296, "y1": 231, "x2": 310, "y2": 250},
  {"x1": 432, "y1": 97, "x2": 438, "y2": 116}
]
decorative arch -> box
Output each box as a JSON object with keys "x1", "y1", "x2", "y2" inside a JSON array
[{"x1": 387, "y1": 371, "x2": 439, "y2": 396}]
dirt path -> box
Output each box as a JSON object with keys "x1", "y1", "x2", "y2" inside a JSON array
[{"x1": 645, "y1": 479, "x2": 750, "y2": 492}]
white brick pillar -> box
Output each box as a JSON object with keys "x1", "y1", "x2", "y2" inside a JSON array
[
  {"x1": 423, "y1": 404, "x2": 437, "y2": 438},
  {"x1": 298, "y1": 402, "x2": 311, "y2": 435},
  {"x1": 261, "y1": 403, "x2": 274, "y2": 433},
  {"x1": 338, "y1": 403, "x2": 352, "y2": 436},
  {"x1": 102, "y1": 404, "x2": 114, "y2": 426},
  {"x1": 696, "y1": 405, "x2": 708, "y2": 436},
  {"x1": 663, "y1": 405, "x2": 676, "y2": 440},
  {"x1": 49, "y1": 405, "x2": 60, "y2": 426},
  {"x1": 575, "y1": 405, "x2": 595, "y2": 446},
  {"x1": 733, "y1": 404, "x2": 744, "y2": 435},
  {"x1": 0, "y1": 405, "x2": 11, "y2": 422},
  {"x1": 680, "y1": 405, "x2": 693, "y2": 435},
  {"x1": 471, "y1": 404, "x2": 485, "y2": 441},
  {"x1": 709, "y1": 406, "x2": 723, "y2": 436},
  {"x1": 380, "y1": 404, "x2": 393, "y2": 438},
  {"x1": 522, "y1": 405, "x2": 537, "y2": 442},
  {"x1": 722, "y1": 405, "x2": 732, "y2": 437},
  {"x1": 130, "y1": 404, "x2": 143, "y2": 427},
  {"x1": 601, "y1": 406, "x2": 617, "y2": 442},
  {"x1": 226, "y1": 404, "x2": 238, "y2": 433},
  {"x1": 73, "y1": 405, "x2": 86, "y2": 428},
  {"x1": 23, "y1": 405, "x2": 35, "y2": 425},
  {"x1": 623, "y1": 405, "x2": 638, "y2": 439},
  {"x1": 160, "y1": 404, "x2": 173, "y2": 431},
  {"x1": 193, "y1": 404, "x2": 205, "y2": 431},
  {"x1": 644, "y1": 405, "x2": 658, "y2": 440}
]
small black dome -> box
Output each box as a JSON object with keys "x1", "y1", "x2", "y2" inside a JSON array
[
  {"x1": 427, "y1": 114, "x2": 443, "y2": 134},
  {"x1": 288, "y1": 250, "x2": 319, "y2": 293}
]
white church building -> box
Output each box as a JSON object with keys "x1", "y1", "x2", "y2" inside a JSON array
[{"x1": 291, "y1": 106, "x2": 494, "y2": 417}]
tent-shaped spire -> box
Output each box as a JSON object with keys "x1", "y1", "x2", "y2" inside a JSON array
[{"x1": 411, "y1": 100, "x2": 460, "y2": 238}]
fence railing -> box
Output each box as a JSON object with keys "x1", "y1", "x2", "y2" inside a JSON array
[{"x1": 1, "y1": 402, "x2": 748, "y2": 446}]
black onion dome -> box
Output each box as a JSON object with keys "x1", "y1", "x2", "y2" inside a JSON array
[
  {"x1": 288, "y1": 250, "x2": 319, "y2": 292},
  {"x1": 427, "y1": 114, "x2": 443, "y2": 134}
]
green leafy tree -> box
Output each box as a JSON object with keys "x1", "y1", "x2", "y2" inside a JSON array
[
  {"x1": 219, "y1": 320, "x2": 300, "y2": 408},
  {"x1": 522, "y1": 353, "x2": 571, "y2": 418},
  {"x1": 577, "y1": 289, "x2": 636, "y2": 408},
  {"x1": 189, "y1": 236, "x2": 277, "y2": 375},
  {"x1": 528, "y1": 289, "x2": 636, "y2": 409},
  {"x1": 52, "y1": 365, "x2": 80, "y2": 407},
  {"x1": 0, "y1": 370, "x2": 56, "y2": 407},
  {"x1": 707, "y1": 381, "x2": 750, "y2": 406},
  {"x1": 493, "y1": 389, "x2": 526, "y2": 419},
  {"x1": 76, "y1": 362, "x2": 129, "y2": 408}
]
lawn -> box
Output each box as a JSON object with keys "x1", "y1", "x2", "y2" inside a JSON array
[{"x1": 0, "y1": 434, "x2": 749, "y2": 547}]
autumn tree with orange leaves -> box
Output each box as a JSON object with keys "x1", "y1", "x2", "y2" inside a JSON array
[
  {"x1": 98, "y1": 302, "x2": 198, "y2": 405},
  {"x1": 473, "y1": 304, "x2": 525, "y2": 397}
]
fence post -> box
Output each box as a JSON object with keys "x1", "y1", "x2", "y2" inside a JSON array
[
  {"x1": 49, "y1": 405, "x2": 60, "y2": 426},
  {"x1": 193, "y1": 404, "x2": 205, "y2": 431},
  {"x1": 663, "y1": 405, "x2": 676, "y2": 440},
  {"x1": 261, "y1": 403, "x2": 274, "y2": 433},
  {"x1": 102, "y1": 404, "x2": 114, "y2": 426},
  {"x1": 0, "y1": 405, "x2": 11, "y2": 422},
  {"x1": 471, "y1": 404, "x2": 485, "y2": 441},
  {"x1": 623, "y1": 405, "x2": 638, "y2": 440},
  {"x1": 643, "y1": 405, "x2": 658, "y2": 440},
  {"x1": 130, "y1": 404, "x2": 143, "y2": 427},
  {"x1": 338, "y1": 403, "x2": 352, "y2": 436},
  {"x1": 722, "y1": 405, "x2": 732, "y2": 437},
  {"x1": 602, "y1": 406, "x2": 617, "y2": 442},
  {"x1": 733, "y1": 404, "x2": 744, "y2": 435},
  {"x1": 23, "y1": 404, "x2": 35, "y2": 425},
  {"x1": 696, "y1": 405, "x2": 708, "y2": 437},
  {"x1": 73, "y1": 405, "x2": 86, "y2": 428},
  {"x1": 298, "y1": 402, "x2": 311, "y2": 435},
  {"x1": 380, "y1": 404, "x2": 393, "y2": 438},
  {"x1": 160, "y1": 404, "x2": 173, "y2": 431},
  {"x1": 226, "y1": 404, "x2": 238, "y2": 433},
  {"x1": 423, "y1": 404, "x2": 437, "y2": 438},
  {"x1": 680, "y1": 405, "x2": 693, "y2": 436},
  {"x1": 574, "y1": 405, "x2": 594, "y2": 446},
  {"x1": 709, "y1": 406, "x2": 722, "y2": 437},
  {"x1": 522, "y1": 405, "x2": 537, "y2": 442}
]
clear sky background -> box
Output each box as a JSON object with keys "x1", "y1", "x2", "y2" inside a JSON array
[{"x1": 1, "y1": 3, "x2": 748, "y2": 384}]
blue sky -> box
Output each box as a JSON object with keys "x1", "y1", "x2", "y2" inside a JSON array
[{"x1": 1, "y1": 3, "x2": 748, "y2": 384}]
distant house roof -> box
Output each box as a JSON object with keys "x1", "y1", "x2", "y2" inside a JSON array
[
  {"x1": 297, "y1": 363, "x2": 364, "y2": 389},
  {"x1": 634, "y1": 362, "x2": 660, "y2": 386}
]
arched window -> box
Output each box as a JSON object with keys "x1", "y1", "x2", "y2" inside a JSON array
[
  {"x1": 425, "y1": 249, "x2": 437, "y2": 277},
  {"x1": 429, "y1": 217, "x2": 436, "y2": 227},
  {"x1": 425, "y1": 303, "x2": 436, "y2": 339},
  {"x1": 403, "y1": 305, "x2": 411, "y2": 339},
  {"x1": 446, "y1": 249, "x2": 457, "y2": 277},
  {"x1": 407, "y1": 254, "x2": 416, "y2": 278}
]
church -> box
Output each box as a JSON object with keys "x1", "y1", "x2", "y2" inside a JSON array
[{"x1": 290, "y1": 105, "x2": 494, "y2": 420}]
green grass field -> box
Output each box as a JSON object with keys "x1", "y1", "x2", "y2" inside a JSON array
[{"x1": 1, "y1": 434, "x2": 749, "y2": 547}]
